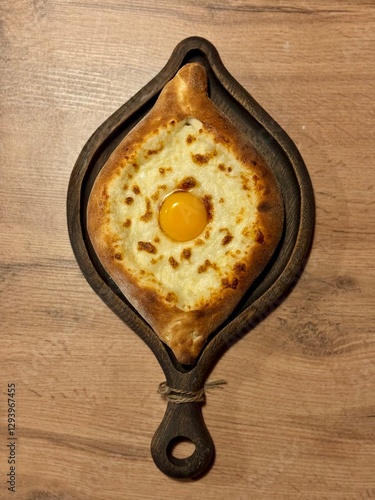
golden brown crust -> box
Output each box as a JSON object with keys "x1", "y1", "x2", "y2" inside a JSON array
[{"x1": 87, "y1": 63, "x2": 284, "y2": 364}]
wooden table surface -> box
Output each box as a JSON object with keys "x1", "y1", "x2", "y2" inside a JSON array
[{"x1": 1, "y1": 1, "x2": 374, "y2": 498}]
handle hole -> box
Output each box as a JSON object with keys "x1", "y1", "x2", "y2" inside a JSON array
[{"x1": 167, "y1": 436, "x2": 196, "y2": 462}]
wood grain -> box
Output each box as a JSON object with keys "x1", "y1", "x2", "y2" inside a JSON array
[{"x1": 1, "y1": 0, "x2": 374, "y2": 498}]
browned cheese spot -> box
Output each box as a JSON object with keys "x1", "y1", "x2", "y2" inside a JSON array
[
  {"x1": 159, "y1": 167, "x2": 172, "y2": 176},
  {"x1": 151, "y1": 255, "x2": 163, "y2": 265},
  {"x1": 197, "y1": 259, "x2": 218, "y2": 274},
  {"x1": 140, "y1": 198, "x2": 153, "y2": 222},
  {"x1": 177, "y1": 176, "x2": 197, "y2": 190},
  {"x1": 125, "y1": 196, "x2": 134, "y2": 205},
  {"x1": 151, "y1": 190, "x2": 160, "y2": 202},
  {"x1": 219, "y1": 197, "x2": 224, "y2": 203},
  {"x1": 122, "y1": 183, "x2": 129, "y2": 191},
  {"x1": 202, "y1": 194, "x2": 213, "y2": 222},
  {"x1": 218, "y1": 163, "x2": 226, "y2": 171},
  {"x1": 204, "y1": 229, "x2": 210, "y2": 239},
  {"x1": 186, "y1": 134, "x2": 196, "y2": 144},
  {"x1": 132, "y1": 185, "x2": 141, "y2": 195},
  {"x1": 154, "y1": 236, "x2": 160, "y2": 243},
  {"x1": 146, "y1": 143, "x2": 164, "y2": 157},
  {"x1": 242, "y1": 227, "x2": 251, "y2": 238},
  {"x1": 191, "y1": 151, "x2": 216, "y2": 165},
  {"x1": 194, "y1": 238, "x2": 205, "y2": 246},
  {"x1": 123, "y1": 219, "x2": 131, "y2": 228},
  {"x1": 236, "y1": 207, "x2": 245, "y2": 224},
  {"x1": 221, "y1": 277, "x2": 239, "y2": 289},
  {"x1": 241, "y1": 173, "x2": 251, "y2": 191},
  {"x1": 100, "y1": 186, "x2": 110, "y2": 213},
  {"x1": 165, "y1": 291, "x2": 178, "y2": 303},
  {"x1": 220, "y1": 228, "x2": 234, "y2": 246},
  {"x1": 181, "y1": 248, "x2": 192, "y2": 260},
  {"x1": 138, "y1": 241, "x2": 157, "y2": 254},
  {"x1": 168, "y1": 256, "x2": 179, "y2": 269}
]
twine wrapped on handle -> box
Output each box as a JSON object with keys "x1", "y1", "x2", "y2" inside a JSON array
[{"x1": 158, "y1": 380, "x2": 227, "y2": 404}]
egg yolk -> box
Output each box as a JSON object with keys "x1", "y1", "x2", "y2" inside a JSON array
[{"x1": 159, "y1": 191, "x2": 208, "y2": 242}]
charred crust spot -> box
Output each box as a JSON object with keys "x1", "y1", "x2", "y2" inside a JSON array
[
  {"x1": 132, "y1": 162, "x2": 139, "y2": 171},
  {"x1": 257, "y1": 201, "x2": 272, "y2": 213},
  {"x1": 102, "y1": 186, "x2": 109, "y2": 200},
  {"x1": 140, "y1": 198, "x2": 153, "y2": 222},
  {"x1": 202, "y1": 195, "x2": 213, "y2": 222},
  {"x1": 168, "y1": 256, "x2": 179, "y2": 268},
  {"x1": 219, "y1": 197, "x2": 224, "y2": 203},
  {"x1": 132, "y1": 185, "x2": 141, "y2": 195},
  {"x1": 170, "y1": 120, "x2": 176, "y2": 126},
  {"x1": 123, "y1": 219, "x2": 131, "y2": 228},
  {"x1": 204, "y1": 230, "x2": 210, "y2": 239},
  {"x1": 114, "y1": 252, "x2": 123, "y2": 260},
  {"x1": 233, "y1": 262, "x2": 246, "y2": 273},
  {"x1": 154, "y1": 236, "x2": 160, "y2": 243},
  {"x1": 186, "y1": 134, "x2": 196, "y2": 144},
  {"x1": 181, "y1": 248, "x2": 192, "y2": 260},
  {"x1": 255, "y1": 229, "x2": 265, "y2": 244},
  {"x1": 177, "y1": 176, "x2": 197, "y2": 190},
  {"x1": 195, "y1": 238, "x2": 205, "y2": 246},
  {"x1": 122, "y1": 184, "x2": 128, "y2": 191},
  {"x1": 218, "y1": 163, "x2": 226, "y2": 171},
  {"x1": 252, "y1": 160, "x2": 258, "y2": 166},
  {"x1": 138, "y1": 241, "x2": 157, "y2": 254},
  {"x1": 221, "y1": 277, "x2": 239, "y2": 289},
  {"x1": 125, "y1": 196, "x2": 134, "y2": 205},
  {"x1": 165, "y1": 292, "x2": 178, "y2": 303},
  {"x1": 158, "y1": 184, "x2": 168, "y2": 191},
  {"x1": 127, "y1": 173, "x2": 133, "y2": 179}
]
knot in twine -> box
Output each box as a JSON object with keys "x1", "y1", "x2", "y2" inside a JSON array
[{"x1": 158, "y1": 380, "x2": 227, "y2": 404}]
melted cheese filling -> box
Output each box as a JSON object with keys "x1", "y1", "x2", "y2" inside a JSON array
[{"x1": 107, "y1": 117, "x2": 263, "y2": 311}]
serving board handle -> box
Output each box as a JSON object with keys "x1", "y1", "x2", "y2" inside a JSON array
[{"x1": 151, "y1": 400, "x2": 214, "y2": 479}]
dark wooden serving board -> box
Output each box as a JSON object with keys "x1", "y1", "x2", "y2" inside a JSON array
[{"x1": 67, "y1": 36, "x2": 315, "y2": 479}]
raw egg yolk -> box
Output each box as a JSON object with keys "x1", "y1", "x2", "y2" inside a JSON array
[{"x1": 159, "y1": 191, "x2": 208, "y2": 242}]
